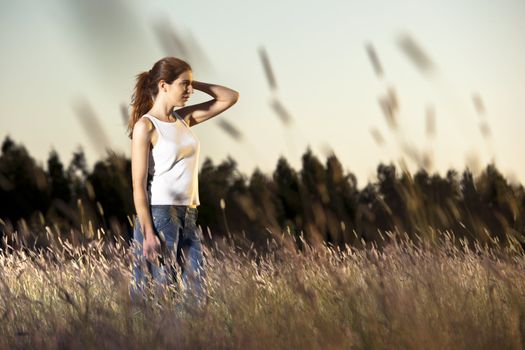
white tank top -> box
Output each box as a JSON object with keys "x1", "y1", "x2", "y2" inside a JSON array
[{"x1": 142, "y1": 112, "x2": 200, "y2": 206}]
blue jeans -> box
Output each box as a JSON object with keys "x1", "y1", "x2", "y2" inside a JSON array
[{"x1": 129, "y1": 205, "x2": 206, "y2": 306}]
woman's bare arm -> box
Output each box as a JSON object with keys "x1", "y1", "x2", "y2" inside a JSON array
[
  {"x1": 174, "y1": 81, "x2": 239, "y2": 127},
  {"x1": 131, "y1": 118, "x2": 160, "y2": 262}
]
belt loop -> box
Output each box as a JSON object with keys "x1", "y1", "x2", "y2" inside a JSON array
[{"x1": 169, "y1": 205, "x2": 176, "y2": 221}]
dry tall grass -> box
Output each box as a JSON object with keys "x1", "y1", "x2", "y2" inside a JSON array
[{"x1": 1, "y1": 228, "x2": 524, "y2": 349}]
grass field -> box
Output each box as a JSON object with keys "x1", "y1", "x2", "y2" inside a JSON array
[{"x1": 1, "y1": 228, "x2": 524, "y2": 349}]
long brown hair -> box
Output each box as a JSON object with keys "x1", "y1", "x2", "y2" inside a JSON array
[{"x1": 127, "y1": 57, "x2": 192, "y2": 139}]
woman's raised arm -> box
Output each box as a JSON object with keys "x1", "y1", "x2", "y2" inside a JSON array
[{"x1": 174, "y1": 80, "x2": 239, "y2": 127}]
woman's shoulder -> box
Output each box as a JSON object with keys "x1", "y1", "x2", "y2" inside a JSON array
[
  {"x1": 132, "y1": 116, "x2": 155, "y2": 139},
  {"x1": 138, "y1": 115, "x2": 155, "y2": 129}
]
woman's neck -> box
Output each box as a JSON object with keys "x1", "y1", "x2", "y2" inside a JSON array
[{"x1": 148, "y1": 100, "x2": 174, "y2": 121}]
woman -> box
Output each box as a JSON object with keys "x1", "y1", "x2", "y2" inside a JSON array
[{"x1": 127, "y1": 56, "x2": 239, "y2": 306}]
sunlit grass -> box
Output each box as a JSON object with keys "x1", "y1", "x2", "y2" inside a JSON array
[{"x1": 1, "y1": 228, "x2": 524, "y2": 349}]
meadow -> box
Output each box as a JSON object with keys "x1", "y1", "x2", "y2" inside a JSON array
[{"x1": 1, "y1": 226, "x2": 524, "y2": 350}]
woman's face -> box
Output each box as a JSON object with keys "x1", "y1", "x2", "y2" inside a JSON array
[{"x1": 165, "y1": 70, "x2": 193, "y2": 107}]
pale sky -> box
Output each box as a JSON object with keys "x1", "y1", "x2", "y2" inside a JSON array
[{"x1": 1, "y1": 0, "x2": 524, "y2": 187}]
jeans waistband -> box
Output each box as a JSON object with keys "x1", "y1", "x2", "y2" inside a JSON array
[{"x1": 150, "y1": 205, "x2": 198, "y2": 217}]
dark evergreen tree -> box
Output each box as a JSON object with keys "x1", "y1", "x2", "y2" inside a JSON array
[
  {"x1": 300, "y1": 147, "x2": 330, "y2": 243},
  {"x1": 198, "y1": 156, "x2": 239, "y2": 236},
  {"x1": 47, "y1": 149, "x2": 71, "y2": 203},
  {"x1": 0, "y1": 136, "x2": 51, "y2": 221},
  {"x1": 376, "y1": 163, "x2": 406, "y2": 233},
  {"x1": 326, "y1": 153, "x2": 356, "y2": 246},
  {"x1": 273, "y1": 156, "x2": 302, "y2": 235},
  {"x1": 89, "y1": 150, "x2": 133, "y2": 237},
  {"x1": 67, "y1": 146, "x2": 89, "y2": 200}
]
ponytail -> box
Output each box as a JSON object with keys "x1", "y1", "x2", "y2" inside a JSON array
[
  {"x1": 127, "y1": 57, "x2": 192, "y2": 139},
  {"x1": 127, "y1": 71, "x2": 153, "y2": 139}
]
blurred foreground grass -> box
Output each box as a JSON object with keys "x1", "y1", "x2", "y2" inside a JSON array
[{"x1": 1, "y1": 228, "x2": 525, "y2": 350}]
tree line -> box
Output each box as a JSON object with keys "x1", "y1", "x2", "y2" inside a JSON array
[{"x1": 1, "y1": 135, "x2": 524, "y2": 252}]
